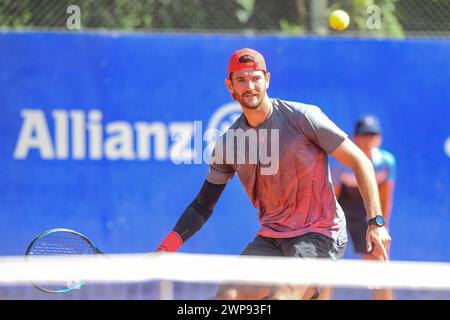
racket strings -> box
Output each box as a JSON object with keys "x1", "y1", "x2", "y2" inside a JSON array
[{"x1": 27, "y1": 231, "x2": 97, "y2": 292}]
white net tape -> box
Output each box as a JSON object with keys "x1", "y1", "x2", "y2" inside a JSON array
[{"x1": 1, "y1": 252, "x2": 450, "y2": 291}]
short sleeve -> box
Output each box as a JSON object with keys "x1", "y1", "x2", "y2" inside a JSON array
[
  {"x1": 205, "y1": 138, "x2": 236, "y2": 185},
  {"x1": 206, "y1": 163, "x2": 235, "y2": 184},
  {"x1": 297, "y1": 105, "x2": 348, "y2": 154}
]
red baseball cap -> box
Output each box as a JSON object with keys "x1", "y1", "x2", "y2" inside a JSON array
[{"x1": 227, "y1": 48, "x2": 267, "y2": 78}]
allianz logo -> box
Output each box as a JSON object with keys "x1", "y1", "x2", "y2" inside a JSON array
[{"x1": 13, "y1": 102, "x2": 242, "y2": 164}]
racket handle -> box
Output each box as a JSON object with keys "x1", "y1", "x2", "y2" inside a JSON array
[{"x1": 156, "y1": 231, "x2": 183, "y2": 252}]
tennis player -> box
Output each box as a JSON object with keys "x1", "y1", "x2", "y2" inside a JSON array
[{"x1": 157, "y1": 48, "x2": 391, "y2": 300}]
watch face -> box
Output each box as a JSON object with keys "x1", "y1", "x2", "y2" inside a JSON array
[{"x1": 375, "y1": 216, "x2": 385, "y2": 226}]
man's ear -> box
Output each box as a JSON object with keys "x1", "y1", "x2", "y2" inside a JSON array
[
  {"x1": 265, "y1": 72, "x2": 271, "y2": 89},
  {"x1": 224, "y1": 78, "x2": 234, "y2": 95}
]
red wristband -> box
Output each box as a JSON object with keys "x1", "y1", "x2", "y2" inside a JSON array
[{"x1": 157, "y1": 231, "x2": 183, "y2": 252}]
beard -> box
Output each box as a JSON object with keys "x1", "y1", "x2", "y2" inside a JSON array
[{"x1": 234, "y1": 90, "x2": 265, "y2": 110}]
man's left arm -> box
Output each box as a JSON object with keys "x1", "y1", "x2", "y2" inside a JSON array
[
  {"x1": 331, "y1": 138, "x2": 391, "y2": 260},
  {"x1": 297, "y1": 106, "x2": 390, "y2": 259}
]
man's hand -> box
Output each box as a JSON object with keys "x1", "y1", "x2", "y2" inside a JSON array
[{"x1": 366, "y1": 226, "x2": 391, "y2": 260}]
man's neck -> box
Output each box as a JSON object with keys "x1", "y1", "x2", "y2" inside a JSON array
[{"x1": 242, "y1": 96, "x2": 273, "y2": 128}]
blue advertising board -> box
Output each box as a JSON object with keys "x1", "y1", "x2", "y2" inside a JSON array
[{"x1": 0, "y1": 32, "x2": 449, "y2": 263}]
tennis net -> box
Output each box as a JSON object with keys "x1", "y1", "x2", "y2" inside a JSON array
[{"x1": 1, "y1": 252, "x2": 450, "y2": 300}]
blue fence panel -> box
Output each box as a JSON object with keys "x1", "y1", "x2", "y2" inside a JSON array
[{"x1": 0, "y1": 32, "x2": 449, "y2": 264}]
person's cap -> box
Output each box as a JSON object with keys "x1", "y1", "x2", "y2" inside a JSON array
[
  {"x1": 354, "y1": 115, "x2": 381, "y2": 135},
  {"x1": 228, "y1": 48, "x2": 267, "y2": 78}
]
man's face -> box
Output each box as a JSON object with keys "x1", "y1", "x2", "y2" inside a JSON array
[
  {"x1": 225, "y1": 69, "x2": 270, "y2": 110},
  {"x1": 353, "y1": 133, "x2": 382, "y2": 152}
]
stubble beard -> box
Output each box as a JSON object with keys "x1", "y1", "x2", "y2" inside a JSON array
[{"x1": 235, "y1": 91, "x2": 265, "y2": 110}]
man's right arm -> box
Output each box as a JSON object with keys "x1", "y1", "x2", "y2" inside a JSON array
[{"x1": 156, "y1": 180, "x2": 227, "y2": 252}]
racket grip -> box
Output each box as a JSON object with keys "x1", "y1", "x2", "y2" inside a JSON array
[{"x1": 156, "y1": 231, "x2": 183, "y2": 252}]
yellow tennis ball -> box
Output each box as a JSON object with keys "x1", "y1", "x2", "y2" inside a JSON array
[{"x1": 329, "y1": 9, "x2": 350, "y2": 31}]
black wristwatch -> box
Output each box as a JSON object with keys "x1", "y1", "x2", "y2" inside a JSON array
[{"x1": 368, "y1": 215, "x2": 385, "y2": 227}]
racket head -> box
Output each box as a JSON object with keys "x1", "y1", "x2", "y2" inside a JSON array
[{"x1": 25, "y1": 228, "x2": 102, "y2": 293}]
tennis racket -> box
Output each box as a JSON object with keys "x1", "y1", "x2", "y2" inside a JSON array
[{"x1": 25, "y1": 228, "x2": 103, "y2": 293}]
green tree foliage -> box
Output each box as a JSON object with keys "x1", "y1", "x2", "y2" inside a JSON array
[
  {"x1": 0, "y1": 0, "x2": 447, "y2": 37},
  {"x1": 396, "y1": 0, "x2": 450, "y2": 35}
]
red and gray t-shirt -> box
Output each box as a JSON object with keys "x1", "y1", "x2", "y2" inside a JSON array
[{"x1": 207, "y1": 98, "x2": 348, "y2": 244}]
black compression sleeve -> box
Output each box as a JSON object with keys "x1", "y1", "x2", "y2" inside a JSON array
[
  {"x1": 173, "y1": 180, "x2": 226, "y2": 242},
  {"x1": 196, "y1": 180, "x2": 227, "y2": 210}
]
